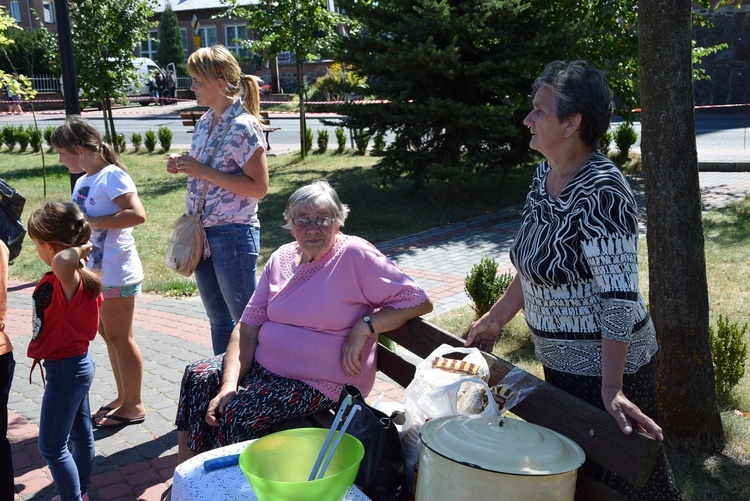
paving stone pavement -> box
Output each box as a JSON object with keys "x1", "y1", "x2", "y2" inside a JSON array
[{"x1": 6, "y1": 165, "x2": 750, "y2": 500}]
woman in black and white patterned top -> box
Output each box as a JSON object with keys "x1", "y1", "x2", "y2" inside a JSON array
[{"x1": 467, "y1": 61, "x2": 682, "y2": 500}]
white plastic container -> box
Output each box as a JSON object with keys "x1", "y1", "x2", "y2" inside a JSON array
[{"x1": 416, "y1": 415, "x2": 585, "y2": 500}]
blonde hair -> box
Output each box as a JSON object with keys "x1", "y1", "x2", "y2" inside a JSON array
[
  {"x1": 50, "y1": 117, "x2": 126, "y2": 170},
  {"x1": 27, "y1": 201, "x2": 103, "y2": 298},
  {"x1": 187, "y1": 44, "x2": 262, "y2": 122}
]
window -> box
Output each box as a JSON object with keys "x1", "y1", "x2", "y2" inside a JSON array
[
  {"x1": 198, "y1": 27, "x2": 217, "y2": 48},
  {"x1": 9, "y1": 1, "x2": 20, "y2": 22},
  {"x1": 180, "y1": 28, "x2": 188, "y2": 55},
  {"x1": 277, "y1": 51, "x2": 296, "y2": 64},
  {"x1": 225, "y1": 25, "x2": 248, "y2": 58},
  {"x1": 42, "y1": 1, "x2": 55, "y2": 23},
  {"x1": 140, "y1": 30, "x2": 159, "y2": 61}
]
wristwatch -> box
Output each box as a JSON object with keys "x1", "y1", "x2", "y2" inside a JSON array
[{"x1": 363, "y1": 315, "x2": 375, "y2": 334}]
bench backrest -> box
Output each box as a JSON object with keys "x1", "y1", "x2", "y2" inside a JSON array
[{"x1": 379, "y1": 317, "x2": 660, "y2": 497}]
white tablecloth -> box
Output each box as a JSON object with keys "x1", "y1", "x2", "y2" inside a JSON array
[{"x1": 171, "y1": 440, "x2": 371, "y2": 501}]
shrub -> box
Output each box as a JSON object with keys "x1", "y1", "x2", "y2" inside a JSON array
[
  {"x1": 335, "y1": 127, "x2": 347, "y2": 153},
  {"x1": 354, "y1": 130, "x2": 369, "y2": 155},
  {"x1": 158, "y1": 126, "x2": 173, "y2": 152},
  {"x1": 2, "y1": 125, "x2": 17, "y2": 151},
  {"x1": 305, "y1": 127, "x2": 313, "y2": 155},
  {"x1": 464, "y1": 256, "x2": 514, "y2": 319},
  {"x1": 144, "y1": 129, "x2": 157, "y2": 153},
  {"x1": 372, "y1": 133, "x2": 386, "y2": 155},
  {"x1": 28, "y1": 126, "x2": 42, "y2": 153},
  {"x1": 599, "y1": 129, "x2": 613, "y2": 156},
  {"x1": 43, "y1": 125, "x2": 55, "y2": 151},
  {"x1": 131, "y1": 132, "x2": 142, "y2": 152},
  {"x1": 614, "y1": 122, "x2": 638, "y2": 157},
  {"x1": 116, "y1": 133, "x2": 126, "y2": 153},
  {"x1": 317, "y1": 129, "x2": 329, "y2": 153},
  {"x1": 709, "y1": 314, "x2": 748, "y2": 404},
  {"x1": 16, "y1": 126, "x2": 29, "y2": 152}
]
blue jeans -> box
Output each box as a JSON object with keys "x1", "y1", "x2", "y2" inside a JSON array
[
  {"x1": 39, "y1": 353, "x2": 95, "y2": 501},
  {"x1": 0, "y1": 352, "x2": 14, "y2": 500},
  {"x1": 195, "y1": 223, "x2": 259, "y2": 355}
]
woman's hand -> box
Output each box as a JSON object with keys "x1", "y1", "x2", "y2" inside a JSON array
[
  {"x1": 166, "y1": 154, "x2": 181, "y2": 174},
  {"x1": 602, "y1": 385, "x2": 664, "y2": 441},
  {"x1": 465, "y1": 312, "x2": 503, "y2": 352},
  {"x1": 205, "y1": 386, "x2": 238, "y2": 427},
  {"x1": 342, "y1": 323, "x2": 371, "y2": 378},
  {"x1": 172, "y1": 154, "x2": 207, "y2": 179}
]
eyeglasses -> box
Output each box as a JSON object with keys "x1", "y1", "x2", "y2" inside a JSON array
[{"x1": 292, "y1": 216, "x2": 334, "y2": 228}]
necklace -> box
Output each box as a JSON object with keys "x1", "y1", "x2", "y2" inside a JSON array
[{"x1": 552, "y1": 152, "x2": 593, "y2": 200}]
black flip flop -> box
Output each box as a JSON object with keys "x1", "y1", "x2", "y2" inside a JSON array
[
  {"x1": 93, "y1": 413, "x2": 146, "y2": 429},
  {"x1": 91, "y1": 405, "x2": 115, "y2": 420}
]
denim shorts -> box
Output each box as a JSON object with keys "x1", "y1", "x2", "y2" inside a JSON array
[{"x1": 102, "y1": 282, "x2": 142, "y2": 299}]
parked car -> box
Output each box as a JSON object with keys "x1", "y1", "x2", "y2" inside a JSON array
[{"x1": 60, "y1": 57, "x2": 166, "y2": 108}]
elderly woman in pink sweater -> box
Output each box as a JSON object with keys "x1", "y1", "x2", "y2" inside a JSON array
[{"x1": 175, "y1": 179, "x2": 433, "y2": 462}]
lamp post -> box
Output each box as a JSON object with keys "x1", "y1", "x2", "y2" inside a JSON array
[{"x1": 53, "y1": 0, "x2": 84, "y2": 190}]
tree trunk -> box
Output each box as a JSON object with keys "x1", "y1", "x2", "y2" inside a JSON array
[
  {"x1": 638, "y1": 0, "x2": 724, "y2": 450},
  {"x1": 296, "y1": 51, "x2": 307, "y2": 158}
]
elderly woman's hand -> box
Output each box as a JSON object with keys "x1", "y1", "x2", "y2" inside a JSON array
[
  {"x1": 465, "y1": 313, "x2": 502, "y2": 352},
  {"x1": 602, "y1": 386, "x2": 664, "y2": 441},
  {"x1": 205, "y1": 387, "x2": 238, "y2": 427},
  {"x1": 342, "y1": 323, "x2": 371, "y2": 378}
]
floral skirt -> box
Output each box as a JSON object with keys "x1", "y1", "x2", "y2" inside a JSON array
[
  {"x1": 176, "y1": 355, "x2": 335, "y2": 454},
  {"x1": 544, "y1": 360, "x2": 683, "y2": 500}
]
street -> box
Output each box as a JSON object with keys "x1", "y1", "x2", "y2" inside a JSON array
[{"x1": 1, "y1": 102, "x2": 750, "y2": 152}]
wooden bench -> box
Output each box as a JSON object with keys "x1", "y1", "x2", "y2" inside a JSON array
[
  {"x1": 278, "y1": 318, "x2": 661, "y2": 500},
  {"x1": 179, "y1": 110, "x2": 281, "y2": 149}
]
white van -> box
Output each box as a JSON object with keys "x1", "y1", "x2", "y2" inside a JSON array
[
  {"x1": 61, "y1": 57, "x2": 166, "y2": 107},
  {"x1": 129, "y1": 57, "x2": 166, "y2": 106}
]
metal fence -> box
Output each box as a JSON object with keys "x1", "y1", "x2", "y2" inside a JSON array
[
  {"x1": 31, "y1": 75, "x2": 192, "y2": 93},
  {"x1": 30, "y1": 75, "x2": 61, "y2": 93}
]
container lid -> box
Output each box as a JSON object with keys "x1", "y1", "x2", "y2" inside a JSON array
[{"x1": 419, "y1": 415, "x2": 585, "y2": 476}]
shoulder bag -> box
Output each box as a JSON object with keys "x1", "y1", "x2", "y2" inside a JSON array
[
  {"x1": 165, "y1": 125, "x2": 231, "y2": 277},
  {"x1": 0, "y1": 177, "x2": 26, "y2": 262},
  {"x1": 336, "y1": 384, "x2": 406, "y2": 501}
]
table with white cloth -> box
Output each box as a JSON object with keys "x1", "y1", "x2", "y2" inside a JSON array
[{"x1": 171, "y1": 440, "x2": 371, "y2": 501}]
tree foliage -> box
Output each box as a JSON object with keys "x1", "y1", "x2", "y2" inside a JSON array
[
  {"x1": 156, "y1": 3, "x2": 186, "y2": 73},
  {"x1": 333, "y1": 0, "x2": 575, "y2": 190},
  {"x1": 224, "y1": 0, "x2": 343, "y2": 157},
  {"x1": 0, "y1": 19, "x2": 58, "y2": 76},
  {"x1": 0, "y1": 8, "x2": 36, "y2": 101},
  {"x1": 69, "y1": 0, "x2": 155, "y2": 149}
]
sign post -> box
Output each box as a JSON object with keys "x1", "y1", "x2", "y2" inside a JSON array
[{"x1": 192, "y1": 15, "x2": 201, "y2": 49}]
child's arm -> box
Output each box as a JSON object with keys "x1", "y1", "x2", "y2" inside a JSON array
[
  {"x1": 86, "y1": 192, "x2": 146, "y2": 230},
  {"x1": 51, "y1": 243, "x2": 94, "y2": 302}
]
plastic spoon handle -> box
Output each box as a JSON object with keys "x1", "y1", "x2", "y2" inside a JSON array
[
  {"x1": 203, "y1": 453, "x2": 241, "y2": 472},
  {"x1": 317, "y1": 405, "x2": 361, "y2": 480},
  {"x1": 308, "y1": 394, "x2": 352, "y2": 481}
]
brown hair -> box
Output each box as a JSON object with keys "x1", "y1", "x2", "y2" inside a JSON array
[
  {"x1": 187, "y1": 44, "x2": 262, "y2": 122},
  {"x1": 27, "y1": 201, "x2": 103, "y2": 298},
  {"x1": 50, "y1": 116, "x2": 126, "y2": 170}
]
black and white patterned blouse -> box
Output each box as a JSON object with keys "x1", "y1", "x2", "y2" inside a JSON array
[{"x1": 510, "y1": 152, "x2": 657, "y2": 376}]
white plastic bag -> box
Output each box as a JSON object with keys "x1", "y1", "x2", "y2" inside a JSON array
[{"x1": 400, "y1": 344, "x2": 500, "y2": 491}]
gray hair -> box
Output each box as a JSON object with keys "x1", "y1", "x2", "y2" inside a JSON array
[
  {"x1": 282, "y1": 179, "x2": 350, "y2": 229},
  {"x1": 531, "y1": 60, "x2": 614, "y2": 150}
]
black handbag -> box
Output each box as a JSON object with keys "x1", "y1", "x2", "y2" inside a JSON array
[
  {"x1": 0, "y1": 177, "x2": 26, "y2": 261},
  {"x1": 336, "y1": 384, "x2": 406, "y2": 501}
]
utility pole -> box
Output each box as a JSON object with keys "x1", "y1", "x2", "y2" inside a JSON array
[{"x1": 54, "y1": 0, "x2": 84, "y2": 190}]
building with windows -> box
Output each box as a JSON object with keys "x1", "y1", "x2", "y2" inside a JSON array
[{"x1": 1, "y1": 0, "x2": 58, "y2": 32}]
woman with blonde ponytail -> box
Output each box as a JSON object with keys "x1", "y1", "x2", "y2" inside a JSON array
[
  {"x1": 51, "y1": 117, "x2": 147, "y2": 429},
  {"x1": 167, "y1": 44, "x2": 269, "y2": 356}
]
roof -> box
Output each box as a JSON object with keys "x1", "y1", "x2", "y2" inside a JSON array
[{"x1": 153, "y1": 0, "x2": 259, "y2": 13}]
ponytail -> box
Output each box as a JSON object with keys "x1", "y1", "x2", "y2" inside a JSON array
[{"x1": 241, "y1": 75, "x2": 262, "y2": 123}]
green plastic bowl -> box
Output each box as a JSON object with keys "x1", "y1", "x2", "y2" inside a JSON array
[{"x1": 239, "y1": 428, "x2": 364, "y2": 501}]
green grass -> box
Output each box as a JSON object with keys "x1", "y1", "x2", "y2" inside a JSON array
[
  {"x1": 431, "y1": 197, "x2": 750, "y2": 500},
  {"x1": 0, "y1": 147, "x2": 533, "y2": 295}
]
